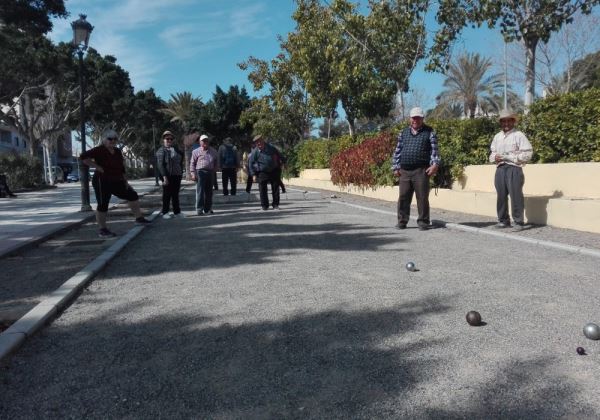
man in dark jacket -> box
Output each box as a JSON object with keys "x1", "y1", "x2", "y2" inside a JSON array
[
  {"x1": 391, "y1": 107, "x2": 441, "y2": 230},
  {"x1": 156, "y1": 130, "x2": 184, "y2": 219},
  {"x1": 217, "y1": 137, "x2": 240, "y2": 196},
  {"x1": 249, "y1": 135, "x2": 282, "y2": 210}
]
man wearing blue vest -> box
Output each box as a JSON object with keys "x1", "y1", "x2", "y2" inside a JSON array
[{"x1": 391, "y1": 107, "x2": 441, "y2": 230}]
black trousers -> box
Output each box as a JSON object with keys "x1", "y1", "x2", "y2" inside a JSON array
[
  {"x1": 245, "y1": 174, "x2": 253, "y2": 193},
  {"x1": 397, "y1": 167, "x2": 430, "y2": 226},
  {"x1": 161, "y1": 175, "x2": 182, "y2": 214},
  {"x1": 221, "y1": 168, "x2": 237, "y2": 195},
  {"x1": 257, "y1": 171, "x2": 280, "y2": 209},
  {"x1": 273, "y1": 167, "x2": 286, "y2": 193}
]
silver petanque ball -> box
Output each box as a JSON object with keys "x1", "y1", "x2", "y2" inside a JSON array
[
  {"x1": 405, "y1": 262, "x2": 416, "y2": 272},
  {"x1": 583, "y1": 323, "x2": 600, "y2": 340}
]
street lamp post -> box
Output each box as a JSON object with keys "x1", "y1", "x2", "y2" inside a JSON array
[{"x1": 71, "y1": 14, "x2": 94, "y2": 212}]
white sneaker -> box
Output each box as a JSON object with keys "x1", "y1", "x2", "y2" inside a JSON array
[
  {"x1": 173, "y1": 213, "x2": 185, "y2": 219},
  {"x1": 162, "y1": 213, "x2": 172, "y2": 219}
]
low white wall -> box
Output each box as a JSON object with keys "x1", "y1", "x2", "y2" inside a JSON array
[{"x1": 289, "y1": 166, "x2": 600, "y2": 234}]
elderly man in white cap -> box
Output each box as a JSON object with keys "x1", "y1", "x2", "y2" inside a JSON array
[
  {"x1": 489, "y1": 109, "x2": 533, "y2": 230},
  {"x1": 391, "y1": 107, "x2": 441, "y2": 230},
  {"x1": 80, "y1": 128, "x2": 151, "y2": 238},
  {"x1": 190, "y1": 134, "x2": 219, "y2": 215}
]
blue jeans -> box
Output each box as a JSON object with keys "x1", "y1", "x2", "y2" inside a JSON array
[{"x1": 195, "y1": 169, "x2": 214, "y2": 213}]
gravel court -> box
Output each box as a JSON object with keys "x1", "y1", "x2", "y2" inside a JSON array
[{"x1": 0, "y1": 190, "x2": 599, "y2": 418}]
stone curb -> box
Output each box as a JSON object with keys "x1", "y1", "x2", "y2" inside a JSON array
[
  {"x1": 330, "y1": 200, "x2": 600, "y2": 259},
  {"x1": 0, "y1": 187, "x2": 160, "y2": 260},
  {"x1": 0, "y1": 210, "x2": 160, "y2": 363}
]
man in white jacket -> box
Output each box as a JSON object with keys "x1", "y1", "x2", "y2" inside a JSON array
[{"x1": 489, "y1": 109, "x2": 533, "y2": 230}]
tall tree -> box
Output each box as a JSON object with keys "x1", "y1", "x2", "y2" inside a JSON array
[
  {"x1": 287, "y1": 0, "x2": 395, "y2": 136},
  {"x1": 437, "y1": 53, "x2": 505, "y2": 118},
  {"x1": 201, "y1": 85, "x2": 252, "y2": 147},
  {"x1": 239, "y1": 53, "x2": 313, "y2": 151},
  {"x1": 431, "y1": 0, "x2": 600, "y2": 107},
  {"x1": 160, "y1": 91, "x2": 203, "y2": 178}
]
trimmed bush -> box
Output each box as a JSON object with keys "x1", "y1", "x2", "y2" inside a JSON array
[
  {"x1": 522, "y1": 88, "x2": 600, "y2": 162},
  {"x1": 0, "y1": 152, "x2": 43, "y2": 189}
]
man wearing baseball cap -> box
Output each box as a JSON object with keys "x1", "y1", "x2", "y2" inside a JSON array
[
  {"x1": 190, "y1": 134, "x2": 219, "y2": 215},
  {"x1": 80, "y1": 128, "x2": 151, "y2": 238},
  {"x1": 391, "y1": 107, "x2": 441, "y2": 230},
  {"x1": 489, "y1": 109, "x2": 533, "y2": 230}
]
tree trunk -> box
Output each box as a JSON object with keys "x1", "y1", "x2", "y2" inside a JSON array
[
  {"x1": 524, "y1": 37, "x2": 539, "y2": 110},
  {"x1": 347, "y1": 118, "x2": 355, "y2": 137}
]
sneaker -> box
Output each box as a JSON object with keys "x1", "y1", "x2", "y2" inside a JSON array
[
  {"x1": 135, "y1": 217, "x2": 151, "y2": 225},
  {"x1": 495, "y1": 222, "x2": 511, "y2": 229},
  {"x1": 262, "y1": 207, "x2": 269, "y2": 211},
  {"x1": 98, "y1": 228, "x2": 117, "y2": 238},
  {"x1": 418, "y1": 224, "x2": 430, "y2": 231},
  {"x1": 395, "y1": 223, "x2": 406, "y2": 230},
  {"x1": 513, "y1": 223, "x2": 525, "y2": 231},
  {"x1": 204, "y1": 210, "x2": 214, "y2": 214},
  {"x1": 196, "y1": 211, "x2": 204, "y2": 216},
  {"x1": 173, "y1": 213, "x2": 185, "y2": 219},
  {"x1": 162, "y1": 213, "x2": 172, "y2": 220},
  {"x1": 273, "y1": 205, "x2": 280, "y2": 210}
]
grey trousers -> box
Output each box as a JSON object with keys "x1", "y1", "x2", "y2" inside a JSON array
[
  {"x1": 494, "y1": 164, "x2": 525, "y2": 224},
  {"x1": 397, "y1": 167, "x2": 430, "y2": 226}
]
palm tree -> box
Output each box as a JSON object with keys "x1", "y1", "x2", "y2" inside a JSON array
[
  {"x1": 437, "y1": 53, "x2": 505, "y2": 118},
  {"x1": 160, "y1": 92, "x2": 202, "y2": 179}
]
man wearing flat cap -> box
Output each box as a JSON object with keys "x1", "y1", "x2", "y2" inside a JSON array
[
  {"x1": 391, "y1": 106, "x2": 441, "y2": 230},
  {"x1": 249, "y1": 134, "x2": 283, "y2": 210},
  {"x1": 489, "y1": 109, "x2": 533, "y2": 230}
]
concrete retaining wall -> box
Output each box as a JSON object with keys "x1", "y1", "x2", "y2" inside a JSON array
[{"x1": 286, "y1": 163, "x2": 600, "y2": 234}]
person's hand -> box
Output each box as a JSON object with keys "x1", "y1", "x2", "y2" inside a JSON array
[
  {"x1": 425, "y1": 164, "x2": 439, "y2": 177},
  {"x1": 494, "y1": 154, "x2": 504, "y2": 163},
  {"x1": 190, "y1": 173, "x2": 196, "y2": 182},
  {"x1": 253, "y1": 175, "x2": 257, "y2": 182},
  {"x1": 393, "y1": 170, "x2": 401, "y2": 177},
  {"x1": 163, "y1": 177, "x2": 169, "y2": 186},
  {"x1": 95, "y1": 166, "x2": 104, "y2": 174}
]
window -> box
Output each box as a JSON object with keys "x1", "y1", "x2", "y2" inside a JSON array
[{"x1": 0, "y1": 130, "x2": 11, "y2": 144}]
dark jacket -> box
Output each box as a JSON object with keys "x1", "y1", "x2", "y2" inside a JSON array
[
  {"x1": 249, "y1": 143, "x2": 281, "y2": 176},
  {"x1": 156, "y1": 145, "x2": 184, "y2": 178}
]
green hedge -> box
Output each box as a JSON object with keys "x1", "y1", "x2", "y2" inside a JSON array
[
  {"x1": 296, "y1": 88, "x2": 600, "y2": 188},
  {"x1": 522, "y1": 88, "x2": 600, "y2": 162},
  {"x1": 0, "y1": 153, "x2": 43, "y2": 189}
]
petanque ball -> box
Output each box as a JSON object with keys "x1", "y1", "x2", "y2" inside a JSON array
[
  {"x1": 466, "y1": 311, "x2": 482, "y2": 326},
  {"x1": 583, "y1": 323, "x2": 600, "y2": 340},
  {"x1": 405, "y1": 262, "x2": 416, "y2": 272},
  {"x1": 576, "y1": 347, "x2": 586, "y2": 355}
]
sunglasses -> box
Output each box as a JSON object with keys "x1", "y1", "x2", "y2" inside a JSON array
[{"x1": 107, "y1": 137, "x2": 118, "y2": 141}]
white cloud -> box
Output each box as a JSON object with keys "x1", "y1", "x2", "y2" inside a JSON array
[{"x1": 159, "y1": 2, "x2": 272, "y2": 59}]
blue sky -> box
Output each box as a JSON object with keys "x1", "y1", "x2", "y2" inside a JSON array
[{"x1": 50, "y1": 0, "x2": 506, "y2": 111}]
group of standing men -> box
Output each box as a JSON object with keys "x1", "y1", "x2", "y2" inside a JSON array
[
  {"x1": 392, "y1": 107, "x2": 533, "y2": 231},
  {"x1": 81, "y1": 106, "x2": 532, "y2": 238}
]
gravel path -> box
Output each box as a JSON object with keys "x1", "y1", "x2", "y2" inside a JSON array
[{"x1": 1, "y1": 189, "x2": 599, "y2": 418}]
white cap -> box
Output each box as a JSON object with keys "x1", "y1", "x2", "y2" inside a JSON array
[
  {"x1": 199, "y1": 134, "x2": 209, "y2": 142},
  {"x1": 102, "y1": 128, "x2": 118, "y2": 139},
  {"x1": 409, "y1": 107, "x2": 424, "y2": 118}
]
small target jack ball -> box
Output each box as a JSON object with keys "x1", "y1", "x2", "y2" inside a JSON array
[
  {"x1": 576, "y1": 347, "x2": 586, "y2": 356},
  {"x1": 466, "y1": 311, "x2": 482, "y2": 326},
  {"x1": 583, "y1": 323, "x2": 600, "y2": 340},
  {"x1": 405, "y1": 262, "x2": 416, "y2": 272}
]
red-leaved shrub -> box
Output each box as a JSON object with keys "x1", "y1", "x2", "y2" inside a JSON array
[{"x1": 330, "y1": 132, "x2": 396, "y2": 188}]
